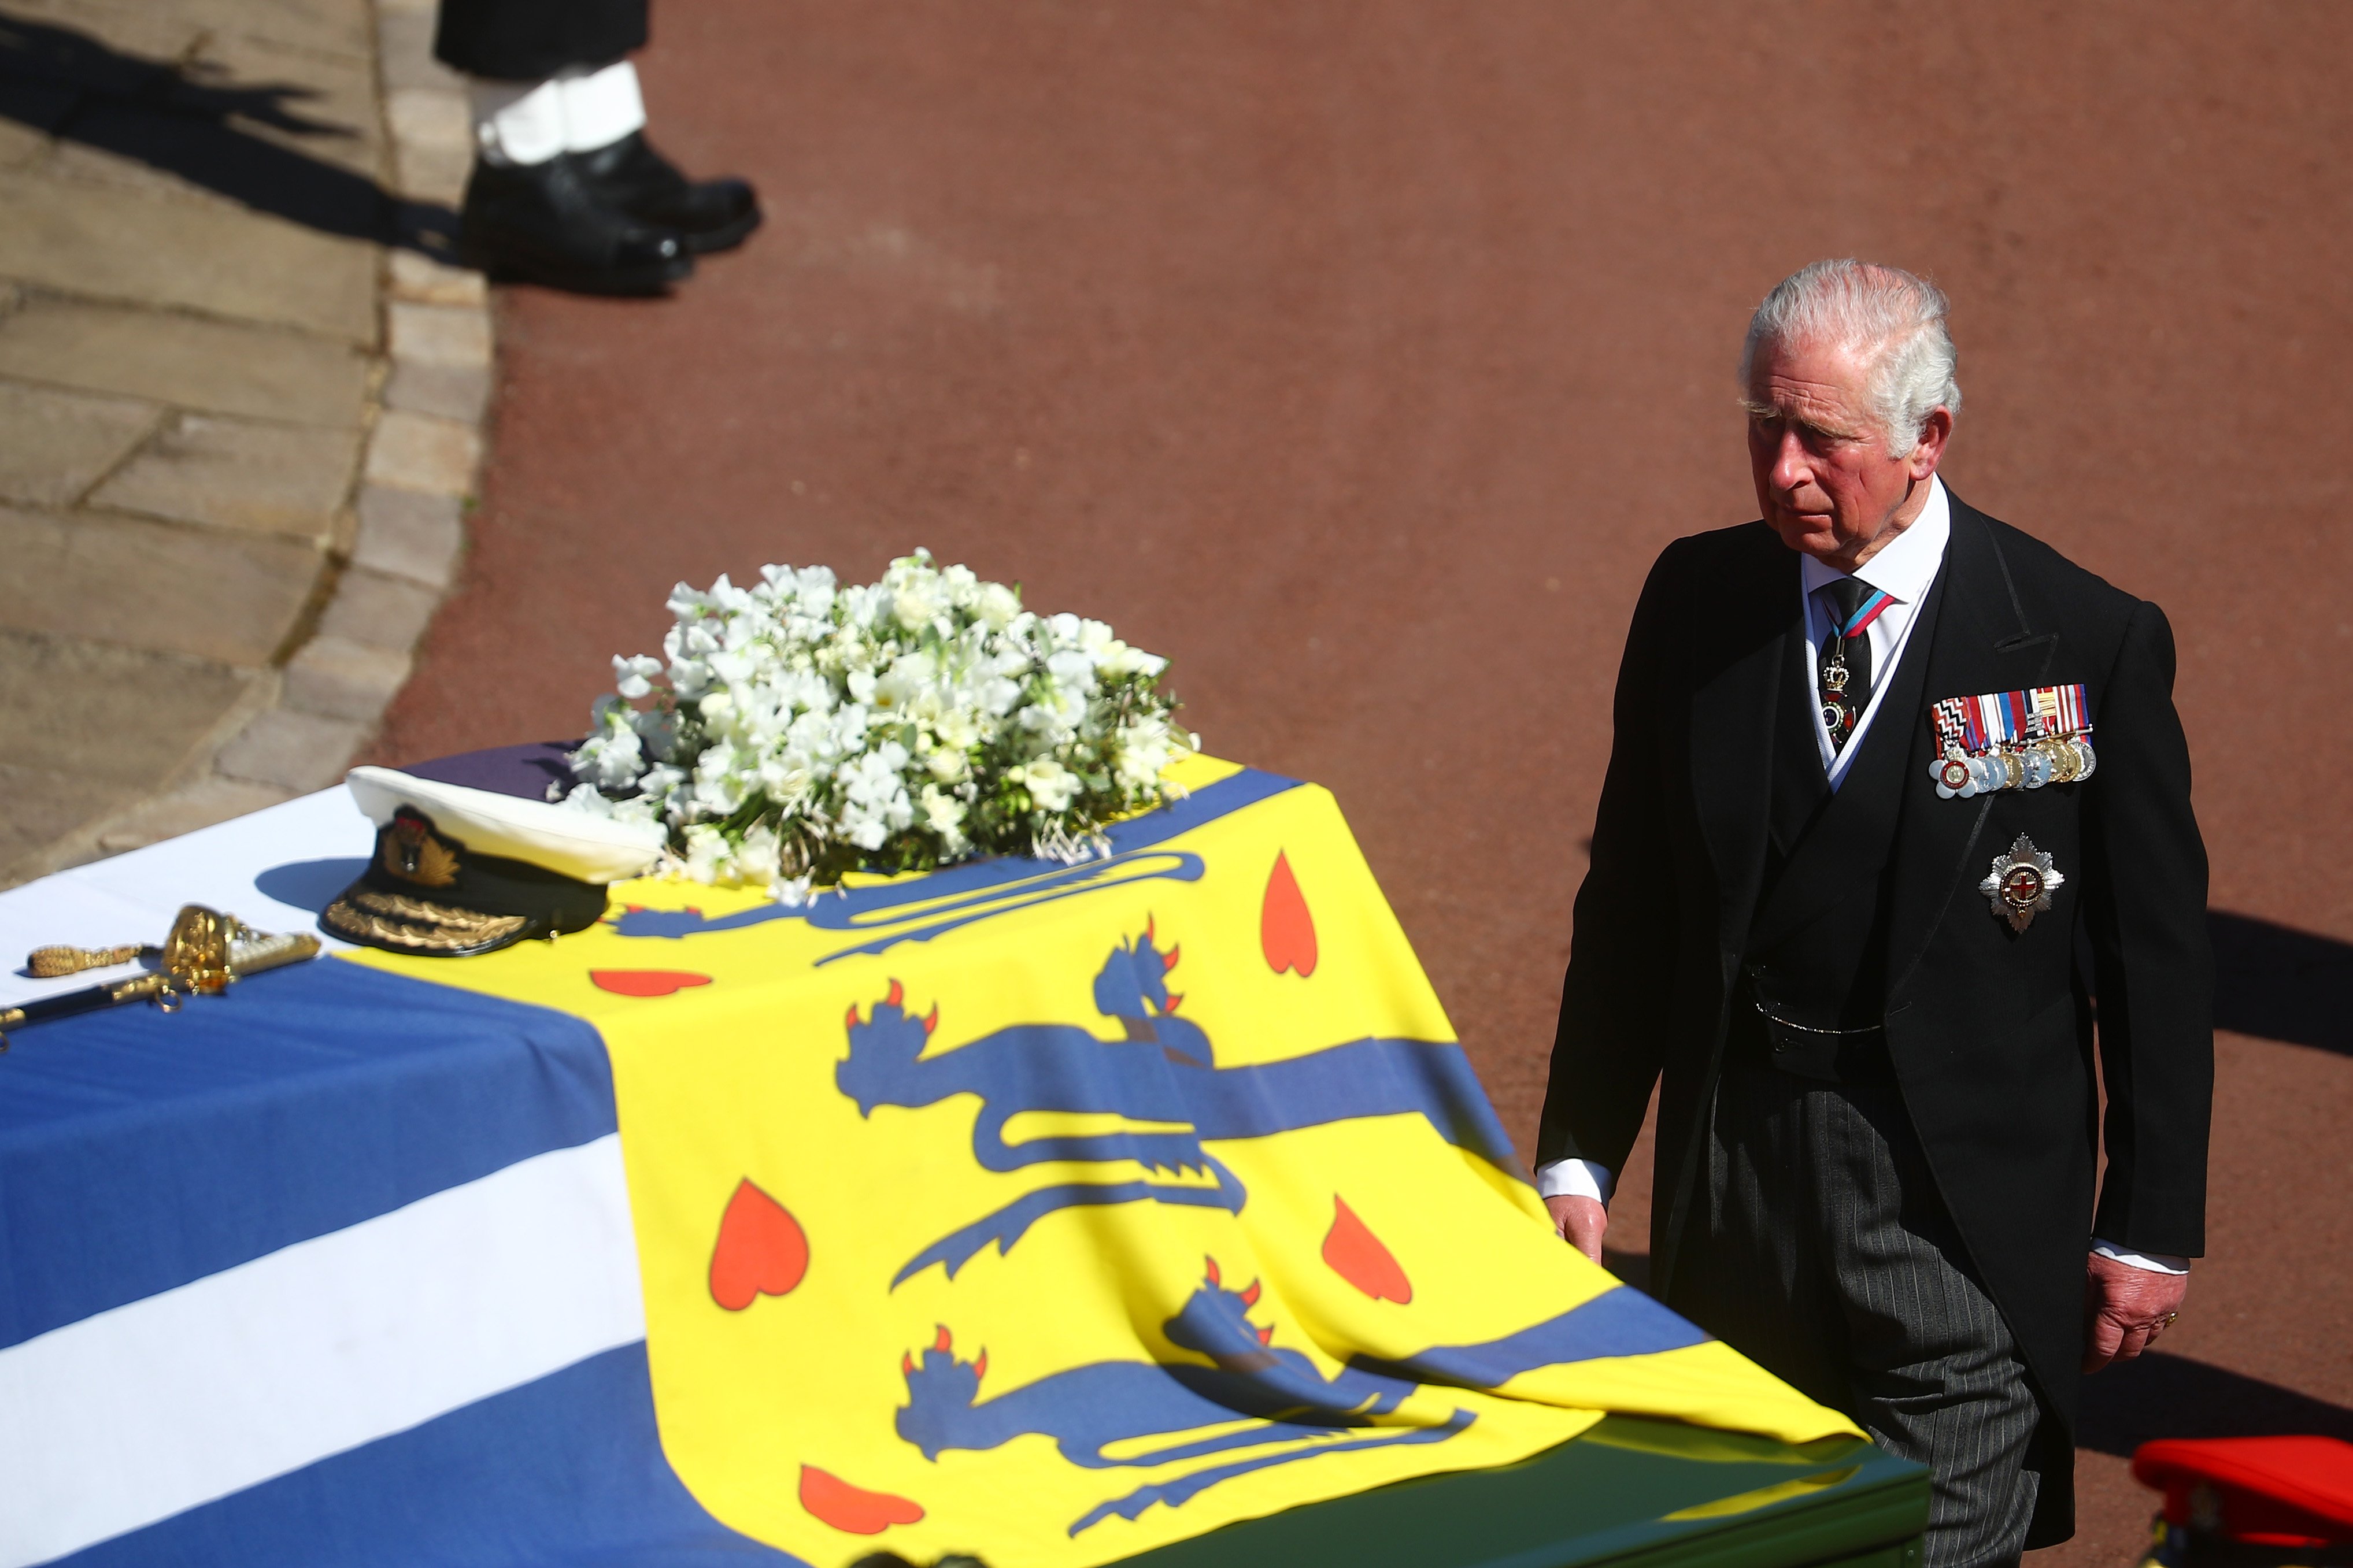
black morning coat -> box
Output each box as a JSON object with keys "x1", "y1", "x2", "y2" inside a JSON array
[{"x1": 1537, "y1": 493, "x2": 2213, "y2": 1546}]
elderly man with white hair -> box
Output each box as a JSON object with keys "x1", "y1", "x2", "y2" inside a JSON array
[{"x1": 1536, "y1": 260, "x2": 2211, "y2": 1564}]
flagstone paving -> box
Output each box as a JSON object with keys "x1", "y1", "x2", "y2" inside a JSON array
[{"x1": 0, "y1": 0, "x2": 486, "y2": 887}]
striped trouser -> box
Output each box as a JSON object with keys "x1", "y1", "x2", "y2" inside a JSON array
[{"x1": 1668, "y1": 1063, "x2": 2043, "y2": 1568}]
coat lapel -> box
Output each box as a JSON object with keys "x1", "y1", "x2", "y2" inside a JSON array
[
  {"x1": 1884, "y1": 496, "x2": 2059, "y2": 998},
  {"x1": 1688, "y1": 531, "x2": 1799, "y2": 958}
]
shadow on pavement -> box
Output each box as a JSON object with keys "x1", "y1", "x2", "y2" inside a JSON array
[
  {"x1": 2210, "y1": 910, "x2": 2353, "y2": 1058},
  {"x1": 2078, "y1": 1351, "x2": 2353, "y2": 1456},
  {"x1": 0, "y1": 8, "x2": 458, "y2": 257}
]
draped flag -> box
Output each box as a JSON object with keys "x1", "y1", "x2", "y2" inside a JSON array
[
  {"x1": 0, "y1": 759, "x2": 1853, "y2": 1568},
  {"x1": 339, "y1": 758, "x2": 1853, "y2": 1565}
]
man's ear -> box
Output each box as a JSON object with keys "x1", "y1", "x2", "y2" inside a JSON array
[{"x1": 1908, "y1": 406, "x2": 1954, "y2": 479}]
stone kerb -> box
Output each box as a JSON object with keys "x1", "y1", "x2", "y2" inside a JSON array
[{"x1": 0, "y1": 0, "x2": 493, "y2": 884}]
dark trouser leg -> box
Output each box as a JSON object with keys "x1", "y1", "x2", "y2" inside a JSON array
[
  {"x1": 1669, "y1": 1067, "x2": 1853, "y2": 1405},
  {"x1": 1819, "y1": 1078, "x2": 2040, "y2": 1567},
  {"x1": 434, "y1": 0, "x2": 649, "y2": 80},
  {"x1": 1671, "y1": 1066, "x2": 2041, "y2": 1568}
]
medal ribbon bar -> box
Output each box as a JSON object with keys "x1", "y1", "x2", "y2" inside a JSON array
[{"x1": 1928, "y1": 684, "x2": 2095, "y2": 799}]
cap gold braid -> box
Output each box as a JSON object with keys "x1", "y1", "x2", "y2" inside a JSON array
[{"x1": 324, "y1": 889, "x2": 530, "y2": 952}]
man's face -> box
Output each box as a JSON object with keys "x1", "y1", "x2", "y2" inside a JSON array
[{"x1": 1744, "y1": 335, "x2": 1943, "y2": 568}]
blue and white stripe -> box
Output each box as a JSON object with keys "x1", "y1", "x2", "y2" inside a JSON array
[{"x1": 0, "y1": 795, "x2": 796, "y2": 1567}]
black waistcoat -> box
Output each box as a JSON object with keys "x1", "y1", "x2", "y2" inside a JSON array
[{"x1": 1742, "y1": 570, "x2": 1948, "y2": 1030}]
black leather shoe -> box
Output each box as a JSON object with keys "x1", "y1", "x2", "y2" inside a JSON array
[
  {"x1": 572, "y1": 131, "x2": 762, "y2": 254},
  {"x1": 457, "y1": 156, "x2": 694, "y2": 295}
]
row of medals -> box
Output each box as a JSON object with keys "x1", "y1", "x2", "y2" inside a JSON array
[
  {"x1": 1819, "y1": 655, "x2": 2096, "y2": 800},
  {"x1": 1933, "y1": 733, "x2": 2096, "y2": 800}
]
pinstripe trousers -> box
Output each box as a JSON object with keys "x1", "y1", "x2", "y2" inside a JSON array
[{"x1": 1667, "y1": 1063, "x2": 2042, "y2": 1568}]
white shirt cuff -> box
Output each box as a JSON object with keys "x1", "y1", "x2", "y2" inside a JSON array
[
  {"x1": 2092, "y1": 1237, "x2": 2189, "y2": 1274},
  {"x1": 1536, "y1": 1158, "x2": 1614, "y2": 1206}
]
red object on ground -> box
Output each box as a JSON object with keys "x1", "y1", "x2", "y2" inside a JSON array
[{"x1": 2133, "y1": 1437, "x2": 2353, "y2": 1548}]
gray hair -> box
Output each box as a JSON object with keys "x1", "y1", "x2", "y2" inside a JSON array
[{"x1": 1739, "y1": 259, "x2": 1961, "y2": 454}]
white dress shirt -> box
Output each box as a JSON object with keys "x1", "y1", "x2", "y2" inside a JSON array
[
  {"x1": 1536, "y1": 477, "x2": 2184, "y2": 1273},
  {"x1": 1798, "y1": 477, "x2": 1949, "y2": 791}
]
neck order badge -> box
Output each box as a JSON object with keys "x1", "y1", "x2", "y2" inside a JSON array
[
  {"x1": 345, "y1": 757, "x2": 1852, "y2": 1566},
  {"x1": 1816, "y1": 580, "x2": 1895, "y2": 750}
]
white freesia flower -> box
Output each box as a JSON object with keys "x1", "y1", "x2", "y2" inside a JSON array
[
  {"x1": 681, "y1": 824, "x2": 730, "y2": 884},
  {"x1": 979, "y1": 676, "x2": 1022, "y2": 716},
  {"x1": 759, "y1": 753, "x2": 817, "y2": 803},
  {"x1": 1024, "y1": 756, "x2": 1079, "y2": 811},
  {"x1": 612, "y1": 654, "x2": 663, "y2": 699},
  {"x1": 974, "y1": 581, "x2": 1020, "y2": 629},
  {"x1": 893, "y1": 579, "x2": 944, "y2": 632},
  {"x1": 734, "y1": 823, "x2": 783, "y2": 884},
  {"x1": 565, "y1": 549, "x2": 1190, "y2": 893},
  {"x1": 560, "y1": 781, "x2": 617, "y2": 816},
  {"x1": 1046, "y1": 648, "x2": 1097, "y2": 694},
  {"x1": 934, "y1": 707, "x2": 982, "y2": 751},
  {"x1": 918, "y1": 783, "x2": 968, "y2": 851}
]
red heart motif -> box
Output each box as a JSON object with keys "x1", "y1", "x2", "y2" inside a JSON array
[
  {"x1": 590, "y1": 969, "x2": 713, "y2": 998},
  {"x1": 799, "y1": 1465, "x2": 924, "y2": 1534},
  {"x1": 709, "y1": 1178, "x2": 809, "y2": 1310},
  {"x1": 1260, "y1": 850, "x2": 1318, "y2": 977},
  {"x1": 1323, "y1": 1193, "x2": 1413, "y2": 1303}
]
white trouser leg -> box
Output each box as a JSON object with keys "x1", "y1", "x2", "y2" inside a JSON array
[{"x1": 558, "y1": 61, "x2": 647, "y2": 154}]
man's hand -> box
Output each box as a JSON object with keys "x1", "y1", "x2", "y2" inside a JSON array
[
  {"x1": 2082, "y1": 1252, "x2": 2188, "y2": 1373},
  {"x1": 1546, "y1": 1194, "x2": 1608, "y2": 1266}
]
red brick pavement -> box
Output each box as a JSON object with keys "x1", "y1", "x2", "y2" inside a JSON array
[{"x1": 368, "y1": 5, "x2": 2353, "y2": 1559}]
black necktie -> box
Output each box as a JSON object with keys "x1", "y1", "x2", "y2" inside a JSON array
[{"x1": 1817, "y1": 578, "x2": 1874, "y2": 752}]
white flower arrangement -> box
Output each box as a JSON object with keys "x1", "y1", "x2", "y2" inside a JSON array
[{"x1": 558, "y1": 550, "x2": 1195, "y2": 902}]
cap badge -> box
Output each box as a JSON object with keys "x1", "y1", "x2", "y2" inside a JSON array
[{"x1": 383, "y1": 809, "x2": 460, "y2": 887}]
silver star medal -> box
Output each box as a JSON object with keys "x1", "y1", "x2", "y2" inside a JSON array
[{"x1": 1979, "y1": 833, "x2": 2065, "y2": 932}]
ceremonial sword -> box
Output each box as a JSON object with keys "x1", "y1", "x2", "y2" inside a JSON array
[{"x1": 1, "y1": 904, "x2": 321, "y2": 1050}]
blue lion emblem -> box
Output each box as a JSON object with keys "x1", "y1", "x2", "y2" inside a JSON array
[
  {"x1": 896, "y1": 1259, "x2": 1714, "y2": 1535},
  {"x1": 898, "y1": 1256, "x2": 1468, "y2": 1535},
  {"x1": 836, "y1": 922, "x2": 1524, "y2": 1285}
]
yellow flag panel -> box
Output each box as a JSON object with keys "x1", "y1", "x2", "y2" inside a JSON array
[{"x1": 350, "y1": 761, "x2": 1855, "y2": 1567}]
